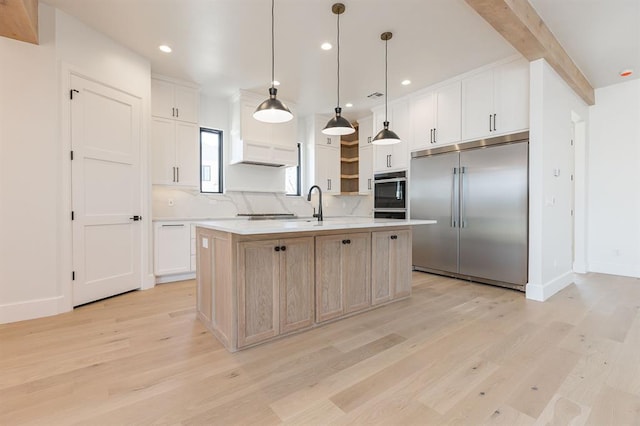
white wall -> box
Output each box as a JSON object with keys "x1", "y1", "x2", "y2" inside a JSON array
[
  {"x1": 588, "y1": 79, "x2": 640, "y2": 277},
  {"x1": 0, "y1": 5, "x2": 151, "y2": 323},
  {"x1": 0, "y1": 4, "x2": 59, "y2": 322},
  {"x1": 527, "y1": 59, "x2": 589, "y2": 301}
]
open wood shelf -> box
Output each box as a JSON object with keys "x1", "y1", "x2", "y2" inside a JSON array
[
  {"x1": 341, "y1": 174, "x2": 359, "y2": 179},
  {"x1": 340, "y1": 157, "x2": 359, "y2": 163},
  {"x1": 340, "y1": 124, "x2": 360, "y2": 194}
]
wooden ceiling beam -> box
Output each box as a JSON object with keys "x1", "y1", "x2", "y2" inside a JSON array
[
  {"x1": 465, "y1": 0, "x2": 595, "y2": 105},
  {"x1": 0, "y1": 0, "x2": 38, "y2": 45}
]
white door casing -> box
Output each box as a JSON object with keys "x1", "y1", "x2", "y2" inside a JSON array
[{"x1": 71, "y1": 75, "x2": 142, "y2": 306}]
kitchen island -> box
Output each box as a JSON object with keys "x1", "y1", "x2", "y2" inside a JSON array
[{"x1": 195, "y1": 217, "x2": 435, "y2": 352}]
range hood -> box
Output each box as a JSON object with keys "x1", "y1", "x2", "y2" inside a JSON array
[{"x1": 229, "y1": 139, "x2": 297, "y2": 167}]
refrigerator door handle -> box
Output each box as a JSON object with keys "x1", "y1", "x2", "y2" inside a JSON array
[
  {"x1": 451, "y1": 167, "x2": 458, "y2": 228},
  {"x1": 460, "y1": 166, "x2": 466, "y2": 228}
]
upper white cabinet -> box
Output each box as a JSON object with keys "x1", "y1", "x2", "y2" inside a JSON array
[
  {"x1": 151, "y1": 77, "x2": 200, "y2": 186},
  {"x1": 372, "y1": 100, "x2": 409, "y2": 173},
  {"x1": 230, "y1": 90, "x2": 297, "y2": 167},
  {"x1": 358, "y1": 146, "x2": 373, "y2": 194},
  {"x1": 151, "y1": 118, "x2": 199, "y2": 186},
  {"x1": 357, "y1": 115, "x2": 374, "y2": 148},
  {"x1": 461, "y1": 58, "x2": 529, "y2": 141},
  {"x1": 304, "y1": 114, "x2": 341, "y2": 194},
  {"x1": 410, "y1": 81, "x2": 461, "y2": 151},
  {"x1": 151, "y1": 78, "x2": 199, "y2": 123}
]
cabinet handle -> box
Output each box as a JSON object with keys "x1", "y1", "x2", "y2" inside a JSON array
[
  {"x1": 433, "y1": 128, "x2": 437, "y2": 143},
  {"x1": 489, "y1": 114, "x2": 493, "y2": 132},
  {"x1": 493, "y1": 113, "x2": 497, "y2": 131},
  {"x1": 176, "y1": 167, "x2": 179, "y2": 182},
  {"x1": 368, "y1": 178, "x2": 371, "y2": 190},
  {"x1": 176, "y1": 108, "x2": 179, "y2": 118},
  {"x1": 388, "y1": 155, "x2": 392, "y2": 168},
  {"x1": 161, "y1": 223, "x2": 183, "y2": 227},
  {"x1": 390, "y1": 235, "x2": 397, "y2": 240},
  {"x1": 172, "y1": 107, "x2": 175, "y2": 117},
  {"x1": 327, "y1": 137, "x2": 332, "y2": 145},
  {"x1": 274, "y1": 246, "x2": 281, "y2": 252},
  {"x1": 327, "y1": 179, "x2": 331, "y2": 190},
  {"x1": 367, "y1": 136, "x2": 372, "y2": 144},
  {"x1": 172, "y1": 166, "x2": 176, "y2": 182},
  {"x1": 280, "y1": 246, "x2": 286, "y2": 251},
  {"x1": 342, "y1": 239, "x2": 351, "y2": 245}
]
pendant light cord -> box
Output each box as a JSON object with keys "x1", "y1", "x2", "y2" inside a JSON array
[
  {"x1": 384, "y1": 37, "x2": 388, "y2": 123},
  {"x1": 271, "y1": 0, "x2": 275, "y2": 89},
  {"x1": 336, "y1": 11, "x2": 340, "y2": 107}
]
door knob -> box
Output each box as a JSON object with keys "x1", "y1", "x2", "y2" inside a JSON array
[{"x1": 129, "y1": 215, "x2": 142, "y2": 221}]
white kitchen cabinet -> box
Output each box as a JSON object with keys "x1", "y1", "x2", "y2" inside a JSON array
[
  {"x1": 358, "y1": 146, "x2": 373, "y2": 194},
  {"x1": 154, "y1": 221, "x2": 194, "y2": 279},
  {"x1": 358, "y1": 115, "x2": 373, "y2": 148},
  {"x1": 372, "y1": 100, "x2": 409, "y2": 173},
  {"x1": 410, "y1": 81, "x2": 461, "y2": 151},
  {"x1": 461, "y1": 58, "x2": 529, "y2": 141},
  {"x1": 229, "y1": 90, "x2": 297, "y2": 166},
  {"x1": 151, "y1": 78, "x2": 199, "y2": 123},
  {"x1": 151, "y1": 117, "x2": 199, "y2": 187},
  {"x1": 304, "y1": 114, "x2": 341, "y2": 194}
]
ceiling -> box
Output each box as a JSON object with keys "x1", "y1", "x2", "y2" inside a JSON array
[{"x1": 42, "y1": 0, "x2": 639, "y2": 120}]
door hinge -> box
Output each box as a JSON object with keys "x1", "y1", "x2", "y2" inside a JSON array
[
  {"x1": 70, "y1": 150, "x2": 74, "y2": 160},
  {"x1": 71, "y1": 211, "x2": 74, "y2": 220},
  {"x1": 70, "y1": 89, "x2": 79, "y2": 100},
  {"x1": 72, "y1": 271, "x2": 75, "y2": 281}
]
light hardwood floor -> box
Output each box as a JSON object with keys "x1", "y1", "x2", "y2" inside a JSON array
[{"x1": 2, "y1": 272, "x2": 640, "y2": 425}]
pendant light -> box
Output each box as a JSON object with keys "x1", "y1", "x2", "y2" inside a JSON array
[
  {"x1": 322, "y1": 3, "x2": 355, "y2": 136},
  {"x1": 372, "y1": 32, "x2": 401, "y2": 145},
  {"x1": 254, "y1": 0, "x2": 293, "y2": 123}
]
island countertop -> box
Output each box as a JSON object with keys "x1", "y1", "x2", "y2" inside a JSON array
[{"x1": 194, "y1": 217, "x2": 436, "y2": 235}]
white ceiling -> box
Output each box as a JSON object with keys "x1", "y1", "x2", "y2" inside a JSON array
[{"x1": 42, "y1": 0, "x2": 639, "y2": 119}]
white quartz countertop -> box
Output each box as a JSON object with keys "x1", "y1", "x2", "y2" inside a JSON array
[{"x1": 194, "y1": 217, "x2": 436, "y2": 235}]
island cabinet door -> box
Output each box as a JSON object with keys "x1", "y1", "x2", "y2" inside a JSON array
[
  {"x1": 279, "y1": 237, "x2": 315, "y2": 334},
  {"x1": 237, "y1": 240, "x2": 280, "y2": 348},
  {"x1": 371, "y1": 229, "x2": 412, "y2": 305},
  {"x1": 315, "y1": 232, "x2": 371, "y2": 323}
]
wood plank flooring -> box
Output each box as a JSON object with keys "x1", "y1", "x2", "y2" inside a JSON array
[{"x1": 1, "y1": 272, "x2": 640, "y2": 425}]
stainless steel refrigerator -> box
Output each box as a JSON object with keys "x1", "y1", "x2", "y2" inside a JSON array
[{"x1": 410, "y1": 132, "x2": 528, "y2": 290}]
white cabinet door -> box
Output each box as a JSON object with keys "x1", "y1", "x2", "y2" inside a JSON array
[
  {"x1": 434, "y1": 81, "x2": 461, "y2": 145},
  {"x1": 175, "y1": 121, "x2": 200, "y2": 187},
  {"x1": 359, "y1": 146, "x2": 373, "y2": 194},
  {"x1": 152, "y1": 79, "x2": 199, "y2": 123},
  {"x1": 461, "y1": 70, "x2": 494, "y2": 141},
  {"x1": 154, "y1": 222, "x2": 191, "y2": 276},
  {"x1": 151, "y1": 117, "x2": 176, "y2": 185},
  {"x1": 358, "y1": 115, "x2": 373, "y2": 148},
  {"x1": 173, "y1": 85, "x2": 199, "y2": 123},
  {"x1": 152, "y1": 119, "x2": 199, "y2": 187},
  {"x1": 410, "y1": 91, "x2": 436, "y2": 151},
  {"x1": 494, "y1": 58, "x2": 529, "y2": 135},
  {"x1": 462, "y1": 58, "x2": 529, "y2": 141},
  {"x1": 373, "y1": 144, "x2": 393, "y2": 172},
  {"x1": 372, "y1": 101, "x2": 409, "y2": 172},
  {"x1": 315, "y1": 144, "x2": 340, "y2": 194},
  {"x1": 151, "y1": 79, "x2": 175, "y2": 120}
]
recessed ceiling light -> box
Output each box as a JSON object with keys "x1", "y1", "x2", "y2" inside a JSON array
[
  {"x1": 345, "y1": 103, "x2": 353, "y2": 108},
  {"x1": 158, "y1": 45, "x2": 172, "y2": 53},
  {"x1": 321, "y1": 42, "x2": 332, "y2": 50},
  {"x1": 620, "y1": 69, "x2": 633, "y2": 77},
  {"x1": 401, "y1": 79, "x2": 411, "y2": 86},
  {"x1": 272, "y1": 80, "x2": 281, "y2": 86}
]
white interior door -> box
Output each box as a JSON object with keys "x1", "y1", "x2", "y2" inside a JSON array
[{"x1": 71, "y1": 75, "x2": 142, "y2": 306}]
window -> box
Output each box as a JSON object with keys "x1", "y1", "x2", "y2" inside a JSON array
[
  {"x1": 285, "y1": 143, "x2": 301, "y2": 196},
  {"x1": 200, "y1": 128, "x2": 223, "y2": 193}
]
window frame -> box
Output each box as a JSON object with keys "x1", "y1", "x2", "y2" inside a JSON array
[
  {"x1": 286, "y1": 142, "x2": 302, "y2": 196},
  {"x1": 199, "y1": 127, "x2": 223, "y2": 194}
]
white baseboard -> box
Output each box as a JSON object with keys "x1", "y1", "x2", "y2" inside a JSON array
[
  {"x1": 589, "y1": 262, "x2": 640, "y2": 278},
  {"x1": 155, "y1": 272, "x2": 196, "y2": 284},
  {"x1": 142, "y1": 273, "x2": 156, "y2": 290},
  {"x1": 526, "y1": 271, "x2": 574, "y2": 302},
  {"x1": 0, "y1": 296, "x2": 66, "y2": 324}
]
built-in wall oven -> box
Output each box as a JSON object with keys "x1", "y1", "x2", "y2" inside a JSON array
[{"x1": 373, "y1": 170, "x2": 407, "y2": 219}]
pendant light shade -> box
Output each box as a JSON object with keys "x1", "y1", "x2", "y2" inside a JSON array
[
  {"x1": 254, "y1": 0, "x2": 293, "y2": 123},
  {"x1": 372, "y1": 32, "x2": 401, "y2": 145},
  {"x1": 322, "y1": 3, "x2": 355, "y2": 136}
]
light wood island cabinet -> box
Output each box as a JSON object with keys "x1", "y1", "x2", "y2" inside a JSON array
[
  {"x1": 195, "y1": 221, "x2": 426, "y2": 352},
  {"x1": 315, "y1": 233, "x2": 371, "y2": 323}
]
